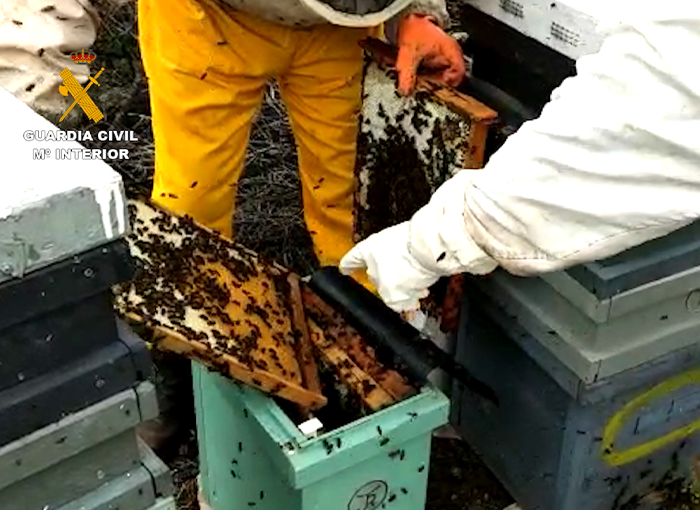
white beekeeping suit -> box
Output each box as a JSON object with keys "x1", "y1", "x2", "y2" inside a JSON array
[
  {"x1": 341, "y1": 1, "x2": 700, "y2": 312},
  {"x1": 0, "y1": 0, "x2": 100, "y2": 115}
]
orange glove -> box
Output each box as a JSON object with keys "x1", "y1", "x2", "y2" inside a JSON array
[{"x1": 396, "y1": 14, "x2": 466, "y2": 96}]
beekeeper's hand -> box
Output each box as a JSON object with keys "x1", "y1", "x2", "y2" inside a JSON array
[
  {"x1": 396, "y1": 13, "x2": 466, "y2": 95},
  {"x1": 340, "y1": 223, "x2": 440, "y2": 313},
  {"x1": 340, "y1": 170, "x2": 495, "y2": 312}
]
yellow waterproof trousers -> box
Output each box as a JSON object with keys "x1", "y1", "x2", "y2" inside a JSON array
[{"x1": 138, "y1": 0, "x2": 372, "y2": 275}]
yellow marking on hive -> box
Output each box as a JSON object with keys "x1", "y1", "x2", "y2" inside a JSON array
[{"x1": 602, "y1": 368, "x2": 700, "y2": 466}]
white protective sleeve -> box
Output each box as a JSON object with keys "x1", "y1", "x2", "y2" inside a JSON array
[
  {"x1": 0, "y1": 0, "x2": 100, "y2": 115},
  {"x1": 407, "y1": 1, "x2": 700, "y2": 278}
]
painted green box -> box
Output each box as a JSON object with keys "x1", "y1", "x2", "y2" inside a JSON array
[{"x1": 193, "y1": 362, "x2": 450, "y2": 510}]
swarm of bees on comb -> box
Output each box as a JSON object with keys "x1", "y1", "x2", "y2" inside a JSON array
[
  {"x1": 111, "y1": 41, "x2": 497, "y2": 421},
  {"x1": 113, "y1": 198, "x2": 328, "y2": 409},
  {"x1": 353, "y1": 38, "x2": 496, "y2": 242},
  {"x1": 113, "y1": 198, "x2": 416, "y2": 418},
  {"x1": 354, "y1": 61, "x2": 474, "y2": 240}
]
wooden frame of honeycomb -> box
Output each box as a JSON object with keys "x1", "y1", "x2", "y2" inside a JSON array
[{"x1": 113, "y1": 198, "x2": 415, "y2": 414}]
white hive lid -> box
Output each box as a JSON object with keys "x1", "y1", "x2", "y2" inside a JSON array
[{"x1": 0, "y1": 86, "x2": 128, "y2": 283}]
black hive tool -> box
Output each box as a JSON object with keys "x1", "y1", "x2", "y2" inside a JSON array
[{"x1": 307, "y1": 266, "x2": 499, "y2": 406}]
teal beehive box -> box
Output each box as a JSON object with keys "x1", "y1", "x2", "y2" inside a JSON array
[{"x1": 193, "y1": 362, "x2": 450, "y2": 510}]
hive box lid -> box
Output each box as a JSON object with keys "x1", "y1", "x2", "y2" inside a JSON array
[
  {"x1": 462, "y1": 284, "x2": 700, "y2": 404},
  {"x1": 562, "y1": 220, "x2": 700, "y2": 302},
  {"x1": 474, "y1": 267, "x2": 700, "y2": 382},
  {"x1": 0, "y1": 87, "x2": 128, "y2": 284}
]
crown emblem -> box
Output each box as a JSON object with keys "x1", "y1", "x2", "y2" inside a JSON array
[{"x1": 70, "y1": 48, "x2": 96, "y2": 65}]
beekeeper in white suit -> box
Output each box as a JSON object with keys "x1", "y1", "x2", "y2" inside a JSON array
[
  {"x1": 0, "y1": 0, "x2": 102, "y2": 118},
  {"x1": 340, "y1": 1, "x2": 700, "y2": 313}
]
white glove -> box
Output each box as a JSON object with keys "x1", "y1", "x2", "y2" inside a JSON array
[
  {"x1": 340, "y1": 170, "x2": 496, "y2": 312},
  {"x1": 339, "y1": 222, "x2": 442, "y2": 312}
]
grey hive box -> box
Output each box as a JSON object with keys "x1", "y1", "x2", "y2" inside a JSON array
[
  {"x1": 0, "y1": 199, "x2": 142, "y2": 448},
  {"x1": 0, "y1": 87, "x2": 149, "y2": 445},
  {"x1": 0, "y1": 316, "x2": 152, "y2": 448},
  {"x1": 453, "y1": 287, "x2": 700, "y2": 510},
  {"x1": 0, "y1": 380, "x2": 173, "y2": 510},
  {"x1": 474, "y1": 221, "x2": 700, "y2": 382},
  {"x1": 0, "y1": 85, "x2": 135, "y2": 392},
  {"x1": 0, "y1": 88, "x2": 173, "y2": 509},
  {"x1": 451, "y1": 223, "x2": 700, "y2": 509},
  {"x1": 0, "y1": 240, "x2": 135, "y2": 392}
]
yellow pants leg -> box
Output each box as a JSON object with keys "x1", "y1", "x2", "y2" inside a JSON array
[
  {"x1": 140, "y1": 0, "x2": 375, "y2": 290},
  {"x1": 279, "y1": 25, "x2": 372, "y2": 286},
  {"x1": 138, "y1": 0, "x2": 292, "y2": 238}
]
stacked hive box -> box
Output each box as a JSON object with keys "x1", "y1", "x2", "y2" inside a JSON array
[
  {"x1": 0, "y1": 87, "x2": 174, "y2": 510},
  {"x1": 452, "y1": 221, "x2": 700, "y2": 510},
  {"x1": 194, "y1": 363, "x2": 450, "y2": 510}
]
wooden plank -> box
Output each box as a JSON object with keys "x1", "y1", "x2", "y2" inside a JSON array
[
  {"x1": 307, "y1": 319, "x2": 394, "y2": 411},
  {"x1": 441, "y1": 274, "x2": 466, "y2": 333},
  {"x1": 0, "y1": 337, "x2": 150, "y2": 449},
  {"x1": 418, "y1": 79, "x2": 499, "y2": 125},
  {"x1": 127, "y1": 316, "x2": 326, "y2": 410},
  {"x1": 287, "y1": 273, "x2": 322, "y2": 398},
  {"x1": 301, "y1": 286, "x2": 417, "y2": 402},
  {"x1": 137, "y1": 438, "x2": 174, "y2": 500},
  {"x1": 135, "y1": 378, "x2": 161, "y2": 423},
  {"x1": 148, "y1": 498, "x2": 177, "y2": 510},
  {"x1": 113, "y1": 199, "x2": 327, "y2": 410},
  {"x1": 464, "y1": 113, "x2": 492, "y2": 169}
]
